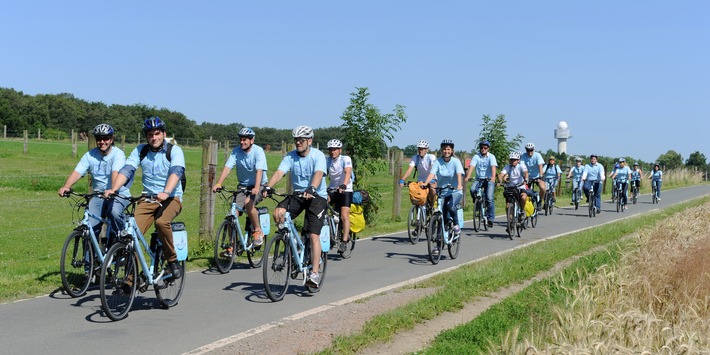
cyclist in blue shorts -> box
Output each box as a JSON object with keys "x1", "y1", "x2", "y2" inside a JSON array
[
  {"x1": 422, "y1": 139, "x2": 464, "y2": 254},
  {"x1": 58, "y1": 124, "x2": 130, "y2": 246},
  {"x1": 464, "y1": 140, "x2": 497, "y2": 227},
  {"x1": 262, "y1": 125, "x2": 327, "y2": 289},
  {"x1": 521, "y1": 143, "x2": 545, "y2": 208}
]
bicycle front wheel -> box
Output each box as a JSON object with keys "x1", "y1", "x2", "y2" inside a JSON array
[
  {"x1": 100, "y1": 243, "x2": 138, "y2": 321},
  {"x1": 214, "y1": 219, "x2": 236, "y2": 274},
  {"x1": 307, "y1": 251, "x2": 328, "y2": 294},
  {"x1": 632, "y1": 188, "x2": 638, "y2": 204},
  {"x1": 448, "y1": 225, "x2": 460, "y2": 259},
  {"x1": 407, "y1": 205, "x2": 421, "y2": 244},
  {"x1": 263, "y1": 233, "x2": 290, "y2": 302},
  {"x1": 61, "y1": 230, "x2": 94, "y2": 298},
  {"x1": 427, "y1": 213, "x2": 443, "y2": 265},
  {"x1": 154, "y1": 251, "x2": 185, "y2": 308},
  {"x1": 472, "y1": 200, "x2": 482, "y2": 232},
  {"x1": 247, "y1": 229, "x2": 266, "y2": 268}
]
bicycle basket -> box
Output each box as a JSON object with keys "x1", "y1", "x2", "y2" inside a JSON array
[{"x1": 408, "y1": 182, "x2": 427, "y2": 206}]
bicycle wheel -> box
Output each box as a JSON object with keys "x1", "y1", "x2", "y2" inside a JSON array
[
  {"x1": 574, "y1": 189, "x2": 579, "y2": 210},
  {"x1": 616, "y1": 192, "x2": 621, "y2": 213},
  {"x1": 263, "y1": 233, "x2": 290, "y2": 302},
  {"x1": 100, "y1": 242, "x2": 137, "y2": 321},
  {"x1": 154, "y1": 250, "x2": 186, "y2": 308},
  {"x1": 407, "y1": 205, "x2": 421, "y2": 244},
  {"x1": 530, "y1": 209, "x2": 538, "y2": 228},
  {"x1": 427, "y1": 213, "x2": 443, "y2": 264},
  {"x1": 61, "y1": 229, "x2": 94, "y2": 298},
  {"x1": 447, "y1": 225, "x2": 460, "y2": 259},
  {"x1": 632, "y1": 187, "x2": 638, "y2": 204},
  {"x1": 214, "y1": 219, "x2": 236, "y2": 274},
  {"x1": 472, "y1": 200, "x2": 482, "y2": 232},
  {"x1": 247, "y1": 228, "x2": 266, "y2": 268},
  {"x1": 506, "y1": 203, "x2": 515, "y2": 240},
  {"x1": 307, "y1": 250, "x2": 328, "y2": 294}
]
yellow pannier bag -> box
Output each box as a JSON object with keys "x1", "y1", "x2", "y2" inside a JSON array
[
  {"x1": 408, "y1": 182, "x2": 427, "y2": 206},
  {"x1": 349, "y1": 204, "x2": 366, "y2": 233},
  {"x1": 525, "y1": 197, "x2": 535, "y2": 217}
]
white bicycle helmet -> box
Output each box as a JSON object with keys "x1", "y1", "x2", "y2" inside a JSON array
[
  {"x1": 93, "y1": 123, "x2": 114, "y2": 136},
  {"x1": 326, "y1": 139, "x2": 343, "y2": 148},
  {"x1": 292, "y1": 125, "x2": 314, "y2": 138},
  {"x1": 524, "y1": 142, "x2": 535, "y2": 150},
  {"x1": 238, "y1": 127, "x2": 255, "y2": 138},
  {"x1": 575, "y1": 157, "x2": 583, "y2": 162},
  {"x1": 416, "y1": 140, "x2": 429, "y2": 149},
  {"x1": 509, "y1": 151, "x2": 521, "y2": 160}
]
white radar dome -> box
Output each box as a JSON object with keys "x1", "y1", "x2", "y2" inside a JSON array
[{"x1": 558, "y1": 121, "x2": 568, "y2": 129}]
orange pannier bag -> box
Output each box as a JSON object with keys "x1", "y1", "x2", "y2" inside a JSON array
[{"x1": 408, "y1": 182, "x2": 427, "y2": 206}]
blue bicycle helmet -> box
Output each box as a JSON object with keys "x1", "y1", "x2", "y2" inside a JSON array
[
  {"x1": 143, "y1": 116, "x2": 166, "y2": 132},
  {"x1": 238, "y1": 127, "x2": 255, "y2": 138},
  {"x1": 479, "y1": 140, "x2": 490, "y2": 148},
  {"x1": 93, "y1": 123, "x2": 114, "y2": 137}
]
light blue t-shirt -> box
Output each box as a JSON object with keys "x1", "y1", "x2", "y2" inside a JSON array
[
  {"x1": 569, "y1": 165, "x2": 585, "y2": 181},
  {"x1": 75, "y1": 147, "x2": 130, "y2": 197},
  {"x1": 543, "y1": 164, "x2": 562, "y2": 180},
  {"x1": 277, "y1": 147, "x2": 328, "y2": 197},
  {"x1": 470, "y1": 153, "x2": 497, "y2": 179},
  {"x1": 125, "y1": 142, "x2": 185, "y2": 201},
  {"x1": 521, "y1": 151, "x2": 544, "y2": 178},
  {"x1": 614, "y1": 166, "x2": 631, "y2": 182},
  {"x1": 631, "y1": 168, "x2": 642, "y2": 180},
  {"x1": 582, "y1": 163, "x2": 605, "y2": 182},
  {"x1": 430, "y1": 157, "x2": 464, "y2": 196},
  {"x1": 225, "y1": 144, "x2": 268, "y2": 186},
  {"x1": 651, "y1": 170, "x2": 663, "y2": 181}
]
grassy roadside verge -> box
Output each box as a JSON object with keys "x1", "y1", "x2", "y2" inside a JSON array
[{"x1": 315, "y1": 195, "x2": 710, "y2": 354}]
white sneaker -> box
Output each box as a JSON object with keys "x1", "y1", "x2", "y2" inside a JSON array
[
  {"x1": 452, "y1": 224, "x2": 461, "y2": 234},
  {"x1": 306, "y1": 272, "x2": 320, "y2": 288}
]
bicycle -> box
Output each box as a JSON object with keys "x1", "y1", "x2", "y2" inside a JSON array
[
  {"x1": 213, "y1": 187, "x2": 268, "y2": 273},
  {"x1": 426, "y1": 184, "x2": 461, "y2": 265},
  {"x1": 571, "y1": 178, "x2": 583, "y2": 210},
  {"x1": 262, "y1": 191, "x2": 328, "y2": 302},
  {"x1": 502, "y1": 183, "x2": 526, "y2": 240},
  {"x1": 544, "y1": 179, "x2": 557, "y2": 216},
  {"x1": 615, "y1": 181, "x2": 626, "y2": 213},
  {"x1": 651, "y1": 180, "x2": 659, "y2": 204},
  {"x1": 406, "y1": 182, "x2": 431, "y2": 244},
  {"x1": 99, "y1": 194, "x2": 187, "y2": 321},
  {"x1": 585, "y1": 180, "x2": 600, "y2": 218},
  {"x1": 631, "y1": 180, "x2": 640, "y2": 205},
  {"x1": 470, "y1": 178, "x2": 490, "y2": 232},
  {"x1": 611, "y1": 178, "x2": 618, "y2": 203},
  {"x1": 60, "y1": 190, "x2": 115, "y2": 297},
  {"x1": 325, "y1": 188, "x2": 356, "y2": 259}
]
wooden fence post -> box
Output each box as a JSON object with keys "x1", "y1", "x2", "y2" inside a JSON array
[
  {"x1": 392, "y1": 150, "x2": 403, "y2": 220},
  {"x1": 23, "y1": 130, "x2": 28, "y2": 155},
  {"x1": 199, "y1": 140, "x2": 218, "y2": 243}
]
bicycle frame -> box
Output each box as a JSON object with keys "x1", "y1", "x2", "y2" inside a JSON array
[
  {"x1": 433, "y1": 185, "x2": 461, "y2": 246},
  {"x1": 224, "y1": 190, "x2": 257, "y2": 252},
  {"x1": 121, "y1": 213, "x2": 168, "y2": 287}
]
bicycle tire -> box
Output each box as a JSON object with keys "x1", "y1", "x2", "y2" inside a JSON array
[
  {"x1": 263, "y1": 233, "x2": 290, "y2": 302},
  {"x1": 472, "y1": 200, "x2": 482, "y2": 232},
  {"x1": 616, "y1": 193, "x2": 621, "y2": 213},
  {"x1": 154, "y1": 250, "x2": 185, "y2": 308},
  {"x1": 574, "y1": 189, "x2": 579, "y2": 210},
  {"x1": 307, "y1": 250, "x2": 328, "y2": 293},
  {"x1": 530, "y1": 208, "x2": 538, "y2": 228},
  {"x1": 632, "y1": 187, "x2": 638, "y2": 204},
  {"x1": 506, "y1": 203, "x2": 515, "y2": 240},
  {"x1": 60, "y1": 229, "x2": 94, "y2": 298},
  {"x1": 100, "y1": 242, "x2": 137, "y2": 321},
  {"x1": 407, "y1": 205, "x2": 421, "y2": 244},
  {"x1": 427, "y1": 213, "x2": 443, "y2": 264},
  {"x1": 447, "y1": 224, "x2": 460, "y2": 259},
  {"x1": 214, "y1": 219, "x2": 236, "y2": 274},
  {"x1": 247, "y1": 226, "x2": 266, "y2": 268}
]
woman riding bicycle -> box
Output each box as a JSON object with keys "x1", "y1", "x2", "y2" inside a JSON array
[
  {"x1": 630, "y1": 162, "x2": 643, "y2": 193},
  {"x1": 542, "y1": 156, "x2": 561, "y2": 208},
  {"x1": 611, "y1": 158, "x2": 631, "y2": 206},
  {"x1": 422, "y1": 139, "x2": 464, "y2": 251},
  {"x1": 567, "y1": 157, "x2": 585, "y2": 205},
  {"x1": 650, "y1": 163, "x2": 663, "y2": 201},
  {"x1": 498, "y1": 152, "x2": 529, "y2": 216}
]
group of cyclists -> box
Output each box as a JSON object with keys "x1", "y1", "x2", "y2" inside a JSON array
[
  {"x1": 398, "y1": 139, "x2": 665, "y2": 235},
  {"x1": 59, "y1": 121, "x2": 355, "y2": 291}
]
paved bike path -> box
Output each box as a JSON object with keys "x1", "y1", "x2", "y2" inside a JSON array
[{"x1": 2, "y1": 185, "x2": 709, "y2": 355}]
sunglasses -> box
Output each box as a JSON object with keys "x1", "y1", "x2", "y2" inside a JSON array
[
  {"x1": 96, "y1": 136, "x2": 112, "y2": 142},
  {"x1": 294, "y1": 137, "x2": 309, "y2": 144}
]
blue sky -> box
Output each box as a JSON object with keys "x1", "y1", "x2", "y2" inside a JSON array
[{"x1": 2, "y1": 1, "x2": 708, "y2": 163}]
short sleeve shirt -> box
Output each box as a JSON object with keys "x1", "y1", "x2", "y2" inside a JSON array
[
  {"x1": 470, "y1": 153, "x2": 498, "y2": 179},
  {"x1": 430, "y1": 157, "x2": 464, "y2": 195},
  {"x1": 502, "y1": 163, "x2": 528, "y2": 187},
  {"x1": 75, "y1": 147, "x2": 130, "y2": 197},
  {"x1": 225, "y1": 144, "x2": 268, "y2": 187},
  {"x1": 582, "y1": 163, "x2": 605, "y2": 182},
  {"x1": 126, "y1": 142, "x2": 186, "y2": 201},
  {"x1": 543, "y1": 164, "x2": 561, "y2": 180},
  {"x1": 326, "y1": 155, "x2": 354, "y2": 191},
  {"x1": 277, "y1": 148, "x2": 328, "y2": 197},
  {"x1": 409, "y1": 153, "x2": 437, "y2": 182},
  {"x1": 615, "y1": 166, "x2": 631, "y2": 182},
  {"x1": 521, "y1": 152, "x2": 544, "y2": 178}
]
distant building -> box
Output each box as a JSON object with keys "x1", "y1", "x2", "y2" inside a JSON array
[{"x1": 554, "y1": 121, "x2": 571, "y2": 154}]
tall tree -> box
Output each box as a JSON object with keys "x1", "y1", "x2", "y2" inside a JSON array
[
  {"x1": 656, "y1": 150, "x2": 683, "y2": 170},
  {"x1": 686, "y1": 151, "x2": 707, "y2": 170},
  {"x1": 340, "y1": 87, "x2": 407, "y2": 221},
  {"x1": 477, "y1": 114, "x2": 523, "y2": 162}
]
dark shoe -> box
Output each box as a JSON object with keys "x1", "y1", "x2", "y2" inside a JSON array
[
  {"x1": 487, "y1": 220, "x2": 493, "y2": 228},
  {"x1": 596, "y1": 209, "x2": 601, "y2": 214},
  {"x1": 411, "y1": 230, "x2": 418, "y2": 237},
  {"x1": 168, "y1": 261, "x2": 182, "y2": 280},
  {"x1": 431, "y1": 247, "x2": 440, "y2": 256},
  {"x1": 338, "y1": 241, "x2": 348, "y2": 253}
]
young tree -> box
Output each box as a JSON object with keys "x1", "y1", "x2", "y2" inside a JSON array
[
  {"x1": 685, "y1": 151, "x2": 707, "y2": 170},
  {"x1": 340, "y1": 87, "x2": 407, "y2": 221},
  {"x1": 656, "y1": 150, "x2": 683, "y2": 170},
  {"x1": 477, "y1": 114, "x2": 524, "y2": 161}
]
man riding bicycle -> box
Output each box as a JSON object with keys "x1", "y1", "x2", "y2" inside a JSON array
[
  {"x1": 105, "y1": 116, "x2": 186, "y2": 280},
  {"x1": 582, "y1": 154, "x2": 605, "y2": 214},
  {"x1": 262, "y1": 125, "x2": 327, "y2": 289},
  {"x1": 58, "y1": 124, "x2": 130, "y2": 247},
  {"x1": 521, "y1": 143, "x2": 545, "y2": 209},
  {"x1": 464, "y1": 140, "x2": 497, "y2": 227},
  {"x1": 325, "y1": 139, "x2": 354, "y2": 253},
  {"x1": 611, "y1": 158, "x2": 631, "y2": 207},
  {"x1": 213, "y1": 127, "x2": 268, "y2": 250}
]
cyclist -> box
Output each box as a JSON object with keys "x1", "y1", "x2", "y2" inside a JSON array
[
  {"x1": 542, "y1": 156, "x2": 562, "y2": 208},
  {"x1": 567, "y1": 157, "x2": 585, "y2": 205},
  {"x1": 520, "y1": 143, "x2": 545, "y2": 209},
  {"x1": 262, "y1": 125, "x2": 327, "y2": 289},
  {"x1": 609, "y1": 162, "x2": 621, "y2": 199},
  {"x1": 464, "y1": 140, "x2": 497, "y2": 227},
  {"x1": 212, "y1": 127, "x2": 268, "y2": 250},
  {"x1": 422, "y1": 139, "x2": 464, "y2": 254},
  {"x1": 105, "y1": 116, "x2": 186, "y2": 280},
  {"x1": 498, "y1": 152, "x2": 529, "y2": 232},
  {"x1": 399, "y1": 140, "x2": 437, "y2": 207},
  {"x1": 325, "y1": 139, "x2": 354, "y2": 253},
  {"x1": 58, "y1": 124, "x2": 130, "y2": 247},
  {"x1": 630, "y1": 162, "x2": 643, "y2": 195},
  {"x1": 582, "y1": 154, "x2": 605, "y2": 214},
  {"x1": 610, "y1": 158, "x2": 631, "y2": 207},
  {"x1": 650, "y1": 163, "x2": 663, "y2": 201}
]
